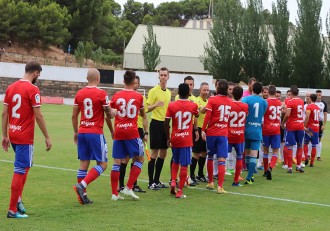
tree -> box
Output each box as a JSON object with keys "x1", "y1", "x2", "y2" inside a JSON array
[
  {"x1": 292, "y1": 0, "x2": 324, "y2": 88},
  {"x1": 240, "y1": 0, "x2": 270, "y2": 83},
  {"x1": 201, "y1": 0, "x2": 243, "y2": 81},
  {"x1": 122, "y1": 0, "x2": 144, "y2": 26},
  {"x1": 74, "y1": 41, "x2": 85, "y2": 67},
  {"x1": 325, "y1": 12, "x2": 330, "y2": 84},
  {"x1": 270, "y1": 0, "x2": 293, "y2": 87},
  {"x1": 92, "y1": 47, "x2": 103, "y2": 67},
  {"x1": 142, "y1": 24, "x2": 161, "y2": 71}
]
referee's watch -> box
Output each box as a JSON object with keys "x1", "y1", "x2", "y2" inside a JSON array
[{"x1": 144, "y1": 132, "x2": 149, "y2": 136}]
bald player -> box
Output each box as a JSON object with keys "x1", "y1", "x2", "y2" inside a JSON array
[{"x1": 73, "y1": 68, "x2": 117, "y2": 205}]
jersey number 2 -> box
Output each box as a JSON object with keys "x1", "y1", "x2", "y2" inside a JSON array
[{"x1": 12, "y1": 94, "x2": 21, "y2": 119}]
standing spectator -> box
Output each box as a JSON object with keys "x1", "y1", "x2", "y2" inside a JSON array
[
  {"x1": 8, "y1": 40, "x2": 12, "y2": 47},
  {"x1": 2, "y1": 61, "x2": 52, "y2": 218},
  {"x1": 243, "y1": 77, "x2": 256, "y2": 97},
  {"x1": 72, "y1": 68, "x2": 117, "y2": 205},
  {"x1": 68, "y1": 44, "x2": 72, "y2": 54},
  {"x1": 315, "y1": 90, "x2": 327, "y2": 161},
  {"x1": 147, "y1": 67, "x2": 171, "y2": 190},
  {"x1": 0, "y1": 46, "x2": 5, "y2": 61}
]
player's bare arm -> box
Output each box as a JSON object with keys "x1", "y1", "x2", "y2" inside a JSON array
[
  {"x1": 199, "y1": 106, "x2": 207, "y2": 114},
  {"x1": 1, "y1": 104, "x2": 10, "y2": 151},
  {"x1": 193, "y1": 117, "x2": 199, "y2": 141},
  {"x1": 141, "y1": 108, "x2": 149, "y2": 142},
  {"x1": 164, "y1": 118, "x2": 171, "y2": 147},
  {"x1": 322, "y1": 112, "x2": 327, "y2": 131},
  {"x1": 103, "y1": 105, "x2": 117, "y2": 119},
  {"x1": 304, "y1": 110, "x2": 311, "y2": 128},
  {"x1": 72, "y1": 105, "x2": 80, "y2": 144},
  {"x1": 281, "y1": 108, "x2": 291, "y2": 128},
  {"x1": 147, "y1": 101, "x2": 164, "y2": 112},
  {"x1": 34, "y1": 107, "x2": 52, "y2": 151},
  {"x1": 105, "y1": 117, "x2": 114, "y2": 139}
]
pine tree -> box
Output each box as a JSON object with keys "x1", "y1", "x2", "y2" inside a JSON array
[{"x1": 142, "y1": 24, "x2": 161, "y2": 71}]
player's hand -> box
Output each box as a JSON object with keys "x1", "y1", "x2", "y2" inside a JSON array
[
  {"x1": 201, "y1": 131, "x2": 206, "y2": 141},
  {"x1": 281, "y1": 123, "x2": 285, "y2": 129},
  {"x1": 2, "y1": 137, "x2": 10, "y2": 152},
  {"x1": 143, "y1": 134, "x2": 148, "y2": 142},
  {"x1": 167, "y1": 139, "x2": 171, "y2": 148},
  {"x1": 45, "y1": 137, "x2": 52, "y2": 151},
  {"x1": 74, "y1": 132, "x2": 78, "y2": 144},
  {"x1": 155, "y1": 101, "x2": 164, "y2": 107},
  {"x1": 110, "y1": 131, "x2": 114, "y2": 140},
  {"x1": 194, "y1": 130, "x2": 199, "y2": 141},
  {"x1": 110, "y1": 109, "x2": 117, "y2": 118},
  {"x1": 321, "y1": 124, "x2": 325, "y2": 131}
]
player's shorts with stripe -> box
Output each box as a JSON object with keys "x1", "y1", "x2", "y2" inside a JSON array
[
  {"x1": 172, "y1": 147, "x2": 192, "y2": 166},
  {"x1": 245, "y1": 139, "x2": 261, "y2": 150},
  {"x1": 285, "y1": 130, "x2": 304, "y2": 146},
  {"x1": 304, "y1": 131, "x2": 319, "y2": 145},
  {"x1": 78, "y1": 133, "x2": 108, "y2": 162},
  {"x1": 206, "y1": 136, "x2": 228, "y2": 158},
  {"x1": 262, "y1": 134, "x2": 281, "y2": 149},
  {"x1": 192, "y1": 127, "x2": 207, "y2": 153},
  {"x1": 112, "y1": 138, "x2": 144, "y2": 159},
  {"x1": 12, "y1": 143, "x2": 34, "y2": 168},
  {"x1": 228, "y1": 142, "x2": 244, "y2": 159},
  {"x1": 150, "y1": 119, "x2": 168, "y2": 149}
]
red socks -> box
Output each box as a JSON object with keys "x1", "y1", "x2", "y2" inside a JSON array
[
  {"x1": 9, "y1": 173, "x2": 24, "y2": 212},
  {"x1": 217, "y1": 162, "x2": 225, "y2": 188},
  {"x1": 178, "y1": 166, "x2": 187, "y2": 190},
  {"x1": 127, "y1": 165, "x2": 142, "y2": 189},
  {"x1": 171, "y1": 162, "x2": 179, "y2": 182},
  {"x1": 207, "y1": 158, "x2": 214, "y2": 183},
  {"x1": 111, "y1": 170, "x2": 120, "y2": 196},
  {"x1": 234, "y1": 159, "x2": 242, "y2": 183}
]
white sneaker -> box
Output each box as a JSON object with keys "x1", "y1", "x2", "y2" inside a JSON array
[
  {"x1": 111, "y1": 194, "x2": 124, "y2": 201},
  {"x1": 282, "y1": 165, "x2": 288, "y2": 169},
  {"x1": 122, "y1": 187, "x2": 140, "y2": 200},
  {"x1": 301, "y1": 163, "x2": 305, "y2": 167},
  {"x1": 225, "y1": 171, "x2": 232, "y2": 176}
]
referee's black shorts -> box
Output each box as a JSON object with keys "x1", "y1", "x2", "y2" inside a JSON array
[
  {"x1": 192, "y1": 127, "x2": 207, "y2": 153},
  {"x1": 138, "y1": 127, "x2": 144, "y2": 140},
  {"x1": 319, "y1": 121, "x2": 324, "y2": 139},
  {"x1": 149, "y1": 119, "x2": 168, "y2": 149}
]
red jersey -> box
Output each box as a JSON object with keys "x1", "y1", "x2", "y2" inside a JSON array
[
  {"x1": 228, "y1": 101, "x2": 248, "y2": 143},
  {"x1": 306, "y1": 103, "x2": 320, "y2": 132},
  {"x1": 203, "y1": 95, "x2": 232, "y2": 137},
  {"x1": 263, "y1": 98, "x2": 282, "y2": 135},
  {"x1": 110, "y1": 89, "x2": 144, "y2": 140},
  {"x1": 166, "y1": 100, "x2": 198, "y2": 148},
  {"x1": 3, "y1": 80, "x2": 41, "y2": 144},
  {"x1": 286, "y1": 97, "x2": 304, "y2": 131},
  {"x1": 74, "y1": 86, "x2": 109, "y2": 134}
]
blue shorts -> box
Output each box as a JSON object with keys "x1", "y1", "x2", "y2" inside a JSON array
[
  {"x1": 245, "y1": 139, "x2": 261, "y2": 151},
  {"x1": 11, "y1": 144, "x2": 34, "y2": 168},
  {"x1": 206, "y1": 136, "x2": 228, "y2": 158},
  {"x1": 262, "y1": 135, "x2": 281, "y2": 149},
  {"x1": 285, "y1": 130, "x2": 304, "y2": 146},
  {"x1": 78, "y1": 134, "x2": 108, "y2": 162},
  {"x1": 172, "y1": 147, "x2": 192, "y2": 166},
  {"x1": 228, "y1": 143, "x2": 244, "y2": 159},
  {"x1": 112, "y1": 138, "x2": 144, "y2": 159},
  {"x1": 304, "y1": 131, "x2": 319, "y2": 146}
]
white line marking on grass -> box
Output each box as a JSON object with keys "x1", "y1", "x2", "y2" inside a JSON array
[{"x1": 1, "y1": 159, "x2": 330, "y2": 208}]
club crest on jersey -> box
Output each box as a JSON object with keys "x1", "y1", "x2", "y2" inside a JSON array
[{"x1": 35, "y1": 94, "x2": 41, "y2": 104}]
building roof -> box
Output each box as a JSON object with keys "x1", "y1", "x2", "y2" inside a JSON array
[{"x1": 125, "y1": 24, "x2": 210, "y2": 58}]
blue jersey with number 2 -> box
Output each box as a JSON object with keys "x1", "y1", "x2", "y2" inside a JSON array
[{"x1": 242, "y1": 95, "x2": 267, "y2": 141}]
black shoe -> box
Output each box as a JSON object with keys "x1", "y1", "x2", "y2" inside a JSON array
[
  {"x1": 196, "y1": 175, "x2": 207, "y2": 183},
  {"x1": 317, "y1": 157, "x2": 322, "y2": 161},
  {"x1": 310, "y1": 163, "x2": 314, "y2": 167},
  {"x1": 251, "y1": 176, "x2": 255, "y2": 182},
  {"x1": 296, "y1": 167, "x2": 304, "y2": 173},
  {"x1": 73, "y1": 183, "x2": 85, "y2": 205},
  {"x1": 262, "y1": 172, "x2": 267, "y2": 177},
  {"x1": 82, "y1": 195, "x2": 93, "y2": 204},
  {"x1": 287, "y1": 168, "x2": 292, "y2": 173},
  {"x1": 213, "y1": 175, "x2": 218, "y2": 180},
  {"x1": 117, "y1": 187, "x2": 124, "y2": 193},
  {"x1": 17, "y1": 202, "x2": 26, "y2": 214},
  {"x1": 133, "y1": 185, "x2": 146, "y2": 193},
  {"x1": 148, "y1": 183, "x2": 161, "y2": 190},
  {"x1": 305, "y1": 159, "x2": 309, "y2": 166},
  {"x1": 157, "y1": 182, "x2": 169, "y2": 188},
  {"x1": 266, "y1": 168, "x2": 272, "y2": 180},
  {"x1": 190, "y1": 176, "x2": 199, "y2": 186}
]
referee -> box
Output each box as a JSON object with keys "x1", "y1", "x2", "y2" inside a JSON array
[
  {"x1": 315, "y1": 90, "x2": 327, "y2": 161},
  {"x1": 147, "y1": 67, "x2": 171, "y2": 190}
]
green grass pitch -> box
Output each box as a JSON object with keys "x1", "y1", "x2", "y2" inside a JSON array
[{"x1": 0, "y1": 104, "x2": 329, "y2": 230}]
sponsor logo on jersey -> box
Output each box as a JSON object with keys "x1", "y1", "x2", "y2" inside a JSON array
[
  {"x1": 9, "y1": 124, "x2": 22, "y2": 132},
  {"x1": 174, "y1": 131, "x2": 189, "y2": 138},
  {"x1": 81, "y1": 121, "x2": 95, "y2": 127},
  {"x1": 117, "y1": 123, "x2": 133, "y2": 128}
]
